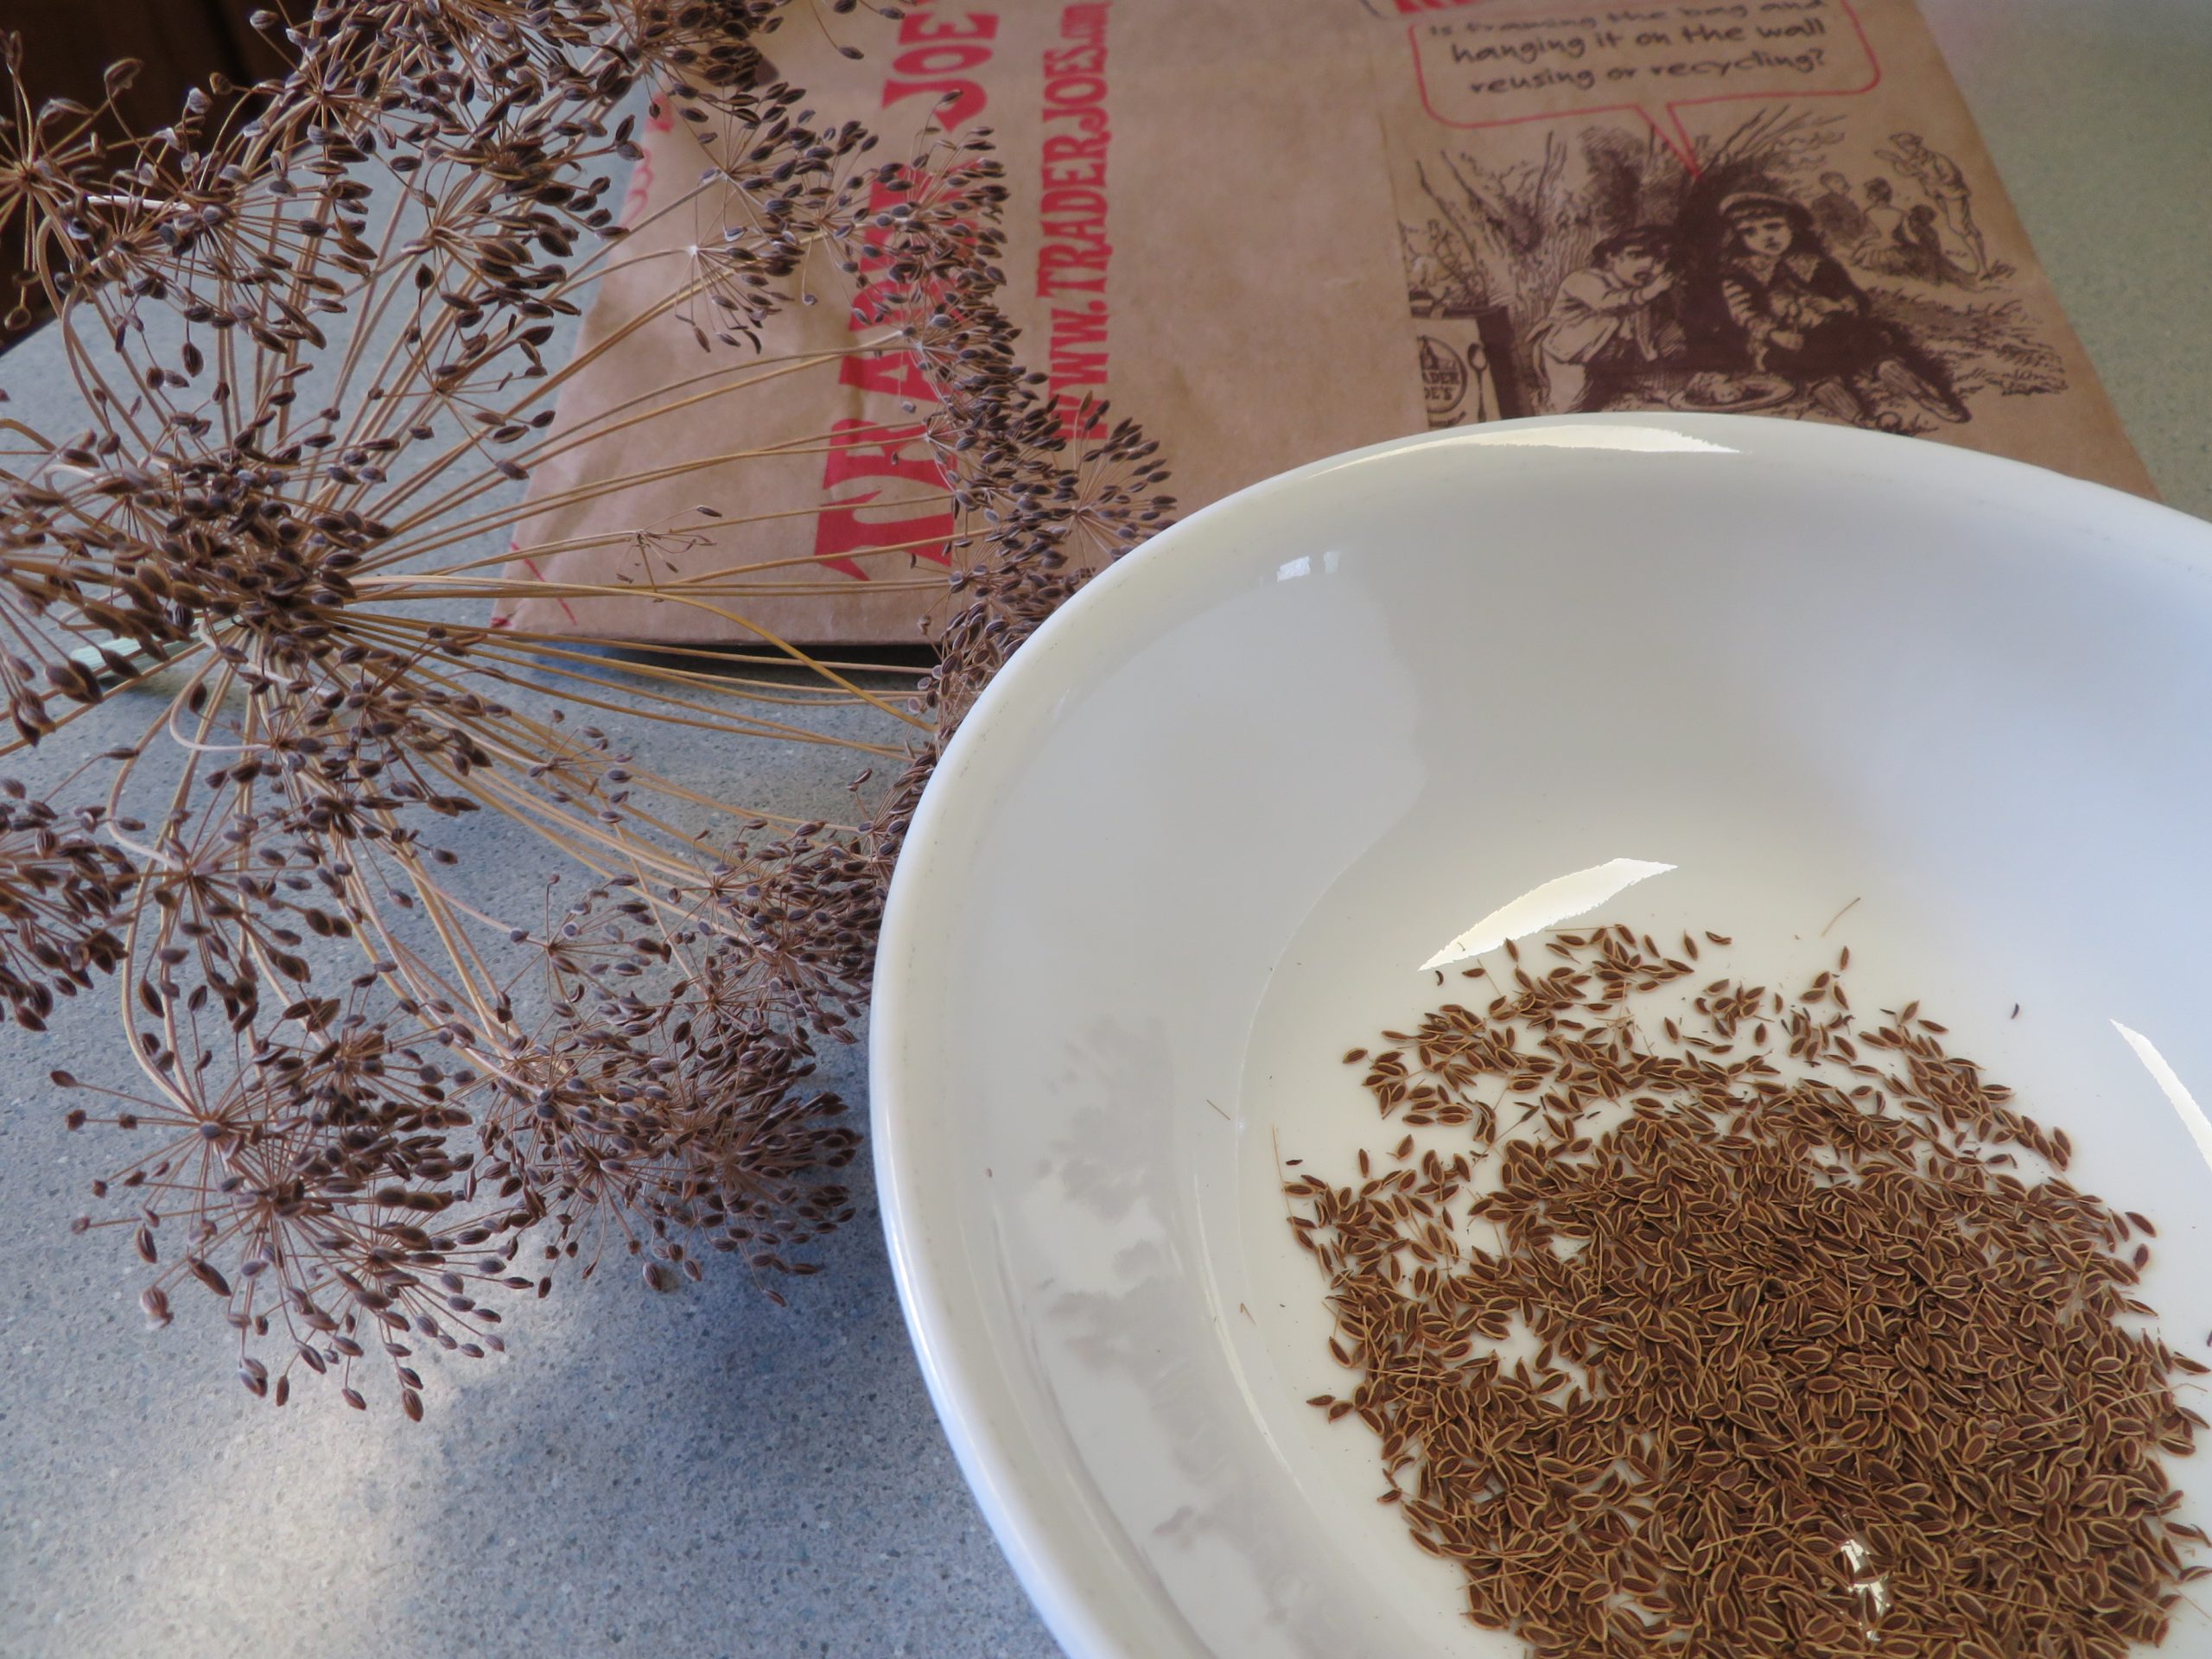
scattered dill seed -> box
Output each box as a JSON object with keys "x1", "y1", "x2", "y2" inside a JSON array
[{"x1": 1287, "y1": 927, "x2": 2200, "y2": 1656}]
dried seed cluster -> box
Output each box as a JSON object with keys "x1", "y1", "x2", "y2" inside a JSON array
[
  {"x1": 0, "y1": 779, "x2": 127, "y2": 1029},
  {"x1": 1289, "y1": 927, "x2": 2204, "y2": 1656},
  {"x1": 0, "y1": 0, "x2": 1173, "y2": 1413}
]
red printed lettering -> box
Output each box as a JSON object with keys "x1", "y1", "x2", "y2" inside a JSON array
[
  {"x1": 1038, "y1": 244, "x2": 1108, "y2": 292},
  {"x1": 810, "y1": 423, "x2": 955, "y2": 579},
  {"x1": 1042, "y1": 159, "x2": 1107, "y2": 189},
  {"x1": 1041, "y1": 186, "x2": 1108, "y2": 219},
  {"x1": 839, "y1": 351, "x2": 939, "y2": 403},
  {"x1": 1038, "y1": 2, "x2": 1113, "y2": 429},
  {"x1": 898, "y1": 10, "x2": 999, "y2": 42},
  {"x1": 1042, "y1": 73, "x2": 1108, "y2": 108},
  {"x1": 813, "y1": 14, "x2": 997, "y2": 581},
  {"x1": 882, "y1": 78, "x2": 988, "y2": 129},
  {"x1": 894, "y1": 41, "x2": 994, "y2": 77},
  {"x1": 810, "y1": 499, "x2": 957, "y2": 582},
  {"x1": 821, "y1": 420, "x2": 945, "y2": 493}
]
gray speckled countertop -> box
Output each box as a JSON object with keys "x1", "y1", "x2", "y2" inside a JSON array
[{"x1": 2, "y1": 5, "x2": 2208, "y2": 1656}]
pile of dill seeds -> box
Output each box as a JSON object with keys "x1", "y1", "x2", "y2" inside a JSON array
[{"x1": 1287, "y1": 927, "x2": 2208, "y2": 1657}]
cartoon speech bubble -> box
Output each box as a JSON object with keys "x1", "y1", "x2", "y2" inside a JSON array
[{"x1": 1402, "y1": 0, "x2": 1878, "y2": 169}]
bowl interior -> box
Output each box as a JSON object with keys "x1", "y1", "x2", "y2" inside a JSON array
[{"x1": 873, "y1": 416, "x2": 2212, "y2": 1657}]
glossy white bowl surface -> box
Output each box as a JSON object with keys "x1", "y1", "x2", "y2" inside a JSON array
[{"x1": 871, "y1": 415, "x2": 2212, "y2": 1656}]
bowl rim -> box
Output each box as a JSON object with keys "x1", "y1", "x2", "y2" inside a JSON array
[{"x1": 867, "y1": 410, "x2": 2207, "y2": 1657}]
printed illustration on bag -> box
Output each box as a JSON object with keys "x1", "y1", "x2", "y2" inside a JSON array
[{"x1": 1398, "y1": 107, "x2": 2064, "y2": 434}]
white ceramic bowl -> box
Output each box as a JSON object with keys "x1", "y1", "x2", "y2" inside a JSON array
[{"x1": 870, "y1": 415, "x2": 2212, "y2": 1657}]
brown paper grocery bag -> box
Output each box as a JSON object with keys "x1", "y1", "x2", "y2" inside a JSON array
[{"x1": 502, "y1": 0, "x2": 2152, "y2": 645}]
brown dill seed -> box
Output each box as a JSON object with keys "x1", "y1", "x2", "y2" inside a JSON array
[{"x1": 1288, "y1": 927, "x2": 2198, "y2": 1656}]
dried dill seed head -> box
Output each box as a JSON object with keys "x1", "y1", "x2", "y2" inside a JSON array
[
  {"x1": 1288, "y1": 930, "x2": 2205, "y2": 1657},
  {"x1": 0, "y1": 0, "x2": 1175, "y2": 1413},
  {"x1": 0, "y1": 785, "x2": 129, "y2": 1029}
]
